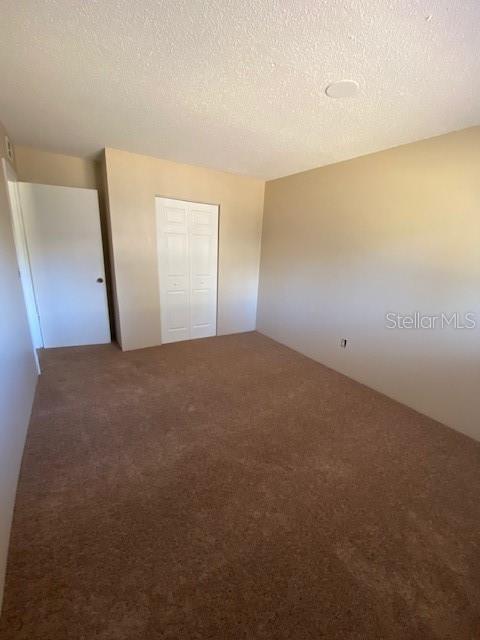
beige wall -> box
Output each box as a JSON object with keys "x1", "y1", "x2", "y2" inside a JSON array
[
  {"x1": 257, "y1": 127, "x2": 480, "y2": 440},
  {"x1": 0, "y1": 125, "x2": 38, "y2": 608},
  {"x1": 15, "y1": 145, "x2": 98, "y2": 189},
  {"x1": 104, "y1": 148, "x2": 265, "y2": 351}
]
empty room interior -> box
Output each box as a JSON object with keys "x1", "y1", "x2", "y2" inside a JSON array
[{"x1": 1, "y1": 1, "x2": 480, "y2": 638}]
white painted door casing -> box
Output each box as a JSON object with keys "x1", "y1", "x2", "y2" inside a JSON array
[
  {"x1": 19, "y1": 182, "x2": 111, "y2": 348},
  {"x1": 2, "y1": 161, "x2": 43, "y2": 363},
  {"x1": 155, "y1": 197, "x2": 218, "y2": 344}
]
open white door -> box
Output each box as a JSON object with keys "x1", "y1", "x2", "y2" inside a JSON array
[
  {"x1": 156, "y1": 197, "x2": 218, "y2": 344},
  {"x1": 18, "y1": 183, "x2": 110, "y2": 348}
]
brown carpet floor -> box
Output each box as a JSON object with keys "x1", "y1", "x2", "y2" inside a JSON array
[{"x1": 1, "y1": 332, "x2": 480, "y2": 639}]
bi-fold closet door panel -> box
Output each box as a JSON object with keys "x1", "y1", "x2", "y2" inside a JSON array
[
  {"x1": 189, "y1": 202, "x2": 218, "y2": 340},
  {"x1": 156, "y1": 198, "x2": 190, "y2": 343},
  {"x1": 155, "y1": 197, "x2": 218, "y2": 344}
]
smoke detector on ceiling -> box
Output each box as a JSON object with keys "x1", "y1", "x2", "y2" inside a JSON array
[{"x1": 325, "y1": 80, "x2": 359, "y2": 98}]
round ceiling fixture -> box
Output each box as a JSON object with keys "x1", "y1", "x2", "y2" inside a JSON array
[{"x1": 325, "y1": 80, "x2": 359, "y2": 98}]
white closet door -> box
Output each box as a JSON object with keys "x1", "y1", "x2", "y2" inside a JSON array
[
  {"x1": 19, "y1": 183, "x2": 111, "y2": 348},
  {"x1": 189, "y1": 202, "x2": 218, "y2": 339},
  {"x1": 156, "y1": 198, "x2": 191, "y2": 343},
  {"x1": 156, "y1": 197, "x2": 218, "y2": 344}
]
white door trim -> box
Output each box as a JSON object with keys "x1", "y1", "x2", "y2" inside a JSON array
[{"x1": 2, "y1": 159, "x2": 42, "y2": 372}]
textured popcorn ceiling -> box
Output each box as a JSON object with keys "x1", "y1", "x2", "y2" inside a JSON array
[{"x1": 1, "y1": 0, "x2": 479, "y2": 179}]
